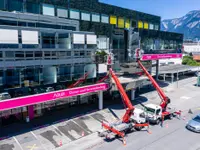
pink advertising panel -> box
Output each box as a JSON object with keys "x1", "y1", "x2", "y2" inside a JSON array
[
  {"x1": 0, "y1": 83, "x2": 109, "y2": 111},
  {"x1": 142, "y1": 53, "x2": 183, "y2": 61}
]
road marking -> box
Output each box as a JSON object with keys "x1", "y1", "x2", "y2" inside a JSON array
[
  {"x1": 30, "y1": 131, "x2": 48, "y2": 150},
  {"x1": 27, "y1": 144, "x2": 38, "y2": 150},
  {"x1": 13, "y1": 136, "x2": 23, "y2": 150},
  {"x1": 180, "y1": 96, "x2": 191, "y2": 100}
]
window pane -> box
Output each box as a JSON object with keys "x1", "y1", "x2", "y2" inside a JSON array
[
  {"x1": 74, "y1": 51, "x2": 80, "y2": 56},
  {"x1": 149, "y1": 24, "x2": 154, "y2": 30},
  {"x1": 41, "y1": 32, "x2": 56, "y2": 48},
  {"x1": 80, "y1": 51, "x2": 85, "y2": 56},
  {"x1": 57, "y1": 8, "x2": 68, "y2": 18},
  {"x1": 44, "y1": 51, "x2": 51, "y2": 57},
  {"x1": 66, "y1": 51, "x2": 71, "y2": 56},
  {"x1": 81, "y1": 12, "x2": 90, "y2": 21},
  {"x1": 155, "y1": 24, "x2": 159, "y2": 30},
  {"x1": 92, "y1": 14, "x2": 100, "y2": 22},
  {"x1": 15, "y1": 51, "x2": 24, "y2": 58},
  {"x1": 35, "y1": 51, "x2": 42, "y2": 57},
  {"x1": 131, "y1": 20, "x2": 136, "y2": 28},
  {"x1": 70, "y1": 9, "x2": 80, "y2": 20},
  {"x1": 101, "y1": 15, "x2": 109, "y2": 23},
  {"x1": 0, "y1": 51, "x2": 2, "y2": 58},
  {"x1": 110, "y1": 16, "x2": 117, "y2": 25},
  {"x1": 5, "y1": 51, "x2": 14, "y2": 57},
  {"x1": 0, "y1": 0, "x2": 6, "y2": 10},
  {"x1": 25, "y1": 51, "x2": 33, "y2": 57},
  {"x1": 58, "y1": 33, "x2": 71, "y2": 49},
  {"x1": 125, "y1": 19, "x2": 130, "y2": 29},
  {"x1": 138, "y1": 21, "x2": 143, "y2": 28},
  {"x1": 8, "y1": 0, "x2": 23, "y2": 12},
  {"x1": 26, "y1": 2, "x2": 40, "y2": 14},
  {"x1": 42, "y1": 4, "x2": 55, "y2": 16},
  {"x1": 58, "y1": 51, "x2": 66, "y2": 57},
  {"x1": 118, "y1": 18, "x2": 124, "y2": 28},
  {"x1": 144, "y1": 22, "x2": 149, "y2": 29}
]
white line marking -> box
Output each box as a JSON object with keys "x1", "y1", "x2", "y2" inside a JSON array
[
  {"x1": 13, "y1": 136, "x2": 23, "y2": 150},
  {"x1": 180, "y1": 96, "x2": 191, "y2": 100},
  {"x1": 30, "y1": 131, "x2": 48, "y2": 150}
]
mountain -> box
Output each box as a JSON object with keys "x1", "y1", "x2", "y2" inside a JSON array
[{"x1": 161, "y1": 10, "x2": 200, "y2": 40}]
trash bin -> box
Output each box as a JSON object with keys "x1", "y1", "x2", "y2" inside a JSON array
[
  {"x1": 197, "y1": 76, "x2": 200, "y2": 86},
  {"x1": 26, "y1": 116, "x2": 30, "y2": 123}
]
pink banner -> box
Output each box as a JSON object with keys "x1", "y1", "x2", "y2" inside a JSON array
[
  {"x1": 0, "y1": 83, "x2": 109, "y2": 111},
  {"x1": 142, "y1": 53, "x2": 183, "y2": 61}
]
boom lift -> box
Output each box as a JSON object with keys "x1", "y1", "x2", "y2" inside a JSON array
[
  {"x1": 98, "y1": 67, "x2": 149, "y2": 140},
  {"x1": 135, "y1": 48, "x2": 181, "y2": 124}
]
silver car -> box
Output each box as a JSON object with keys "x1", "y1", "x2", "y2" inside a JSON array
[{"x1": 186, "y1": 114, "x2": 200, "y2": 133}]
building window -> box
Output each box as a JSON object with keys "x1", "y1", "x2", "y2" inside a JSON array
[
  {"x1": 25, "y1": 51, "x2": 33, "y2": 58},
  {"x1": 138, "y1": 21, "x2": 143, "y2": 28},
  {"x1": 74, "y1": 51, "x2": 80, "y2": 56},
  {"x1": 155, "y1": 24, "x2": 159, "y2": 30},
  {"x1": 144, "y1": 22, "x2": 149, "y2": 29},
  {"x1": 80, "y1": 51, "x2": 85, "y2": 56},
  {"x1": 101, "y1": 15, "x2": 109, "y2": 23},
  {"x1": 15, "y1": 51, "x2": 24, "y2": 58},
  {"x1": 8, "y1": 0, "x2": 23, "y2": 12},
  {"x1": 41, "y1": 32, "x2": 56, "y2": 49},
  {"x1": 58, "y1": 51, "x2": 66, "y2": 57},
  {"x1": 70, "y1": 9, "x2": 80, "y2": 20},
  {"x1": 81, "y1": 12, "x2": 90, "y2": 21},
  {"x1": 149, "y1": 23, "x2": 154, "y2": 30},
  {"x1": 5, "y1": 51, "x2": 14, "y2": 57},
  {"x1": 58, "y1": 33, "x2": 71, "y2": 49},
  {"x1": 44, "y1": 51, "x2": 51, "y2": 57},
  {"x1": 0, "y1": 51, "x2": 2, "y2": 58},
  {"x1": 118, "y1": 18, "x2": 124, "y2": 28},
  {"x1": 125, "y1": 19, "x2": 130, "y2": 29},
  {"x1": 110, "y1": 16, "x2": 117, "y2": 25},
  {"x1": 86, "y1": 51, "x2": 91, "y2": 56},
  {"x1": 0, "y1": 0, "x2": 6, "y2": 10},
  {"x1": 66, "y1": 51, "x2": 71, "y2": 56},
  {"x1": 42, "y1": 4, "x2": 55, "y2": 16},
  {"x1": 26, "y1": 2, "x2": 40, "y2": 14},
  {"x1": 92, "y1": 13, "x2": 100, "y2": 22},
  {"x1": 74, "y1": 65, "x2": 84, "y2": 79},
  {"x1": 35, "y1": 51, "x2": 42, "y2": 58},
  {"x1": 57, "y1": 8, "x2": 68, "y2": 18}
]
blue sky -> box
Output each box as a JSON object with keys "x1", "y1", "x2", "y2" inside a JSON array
[{"x1": 100, "y1": 0, "x2": 200, "y2": 20}]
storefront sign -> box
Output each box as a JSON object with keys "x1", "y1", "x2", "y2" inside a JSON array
[
  {"x1": 0, "y1": 83, "x2": 109, "y2": 111},
  {"x1": 142, "y1": 53, "x2": 182, "y2": 60}
]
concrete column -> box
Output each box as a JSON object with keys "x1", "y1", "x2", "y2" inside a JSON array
[
  {"x1": 171, "y1": 73, "x2": 174, "y2": 83},
  {"x1": 98, "y1": 91, "x2": 103, "y2": 110},
  {"x1": 156, "y1": 60, "x2": 159, "y2": 80},
  {"x1": 131, "y1": 89, "x2": 135, "y2": 101},
  {"x1": 163, "y1": 74, "x2": 166, "y2": 81}
]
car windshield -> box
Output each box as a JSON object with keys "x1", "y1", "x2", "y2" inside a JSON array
[
  {"x1": 145, "y1": 107, "x2": 155, "y2": 114},
  {"x1": 193, "y1": 116, "x2": 200, "y2": 123}
]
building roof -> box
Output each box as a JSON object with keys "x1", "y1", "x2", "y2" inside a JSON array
[{"x1": 152, "y1": 64, "x2": 198, "y2": 74}]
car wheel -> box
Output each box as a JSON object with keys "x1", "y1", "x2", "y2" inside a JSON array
[{"x1": 156, "y1": 119, "x2": 160, "y2": 125}]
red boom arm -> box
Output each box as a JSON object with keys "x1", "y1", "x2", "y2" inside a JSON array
[
  {"x1": 137, "y1": 60, "x2": 170, "y2": 110},
  {"x1": 109, "y1": 68, "x2": 134, "y2": 123}
]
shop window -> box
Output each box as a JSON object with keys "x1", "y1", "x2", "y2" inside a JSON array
[
  {"x1": 125, "y1": 19, "x2": 130, "y2": 29},
  {"x1": 144, "y1": 22, "x2": 149, "y2": 29},
  {"x1": 42, "y1": 4, "x2": 55, "y2": 16},
  {"x1": 57, "y1": 8, "x2": 68, "y2": 18},
  {"x1": 81, "y1": 12, "x2": 90, "y2": 21},
  {"x1": 70, "y1": 9, "x2": 80, "y2": 20},
  {"x1": 138, "y1": 21, "x2": 143, "y2": 28},
  {"x1": 26, "y1": 2, "x2": 40, "y2": 14},
  {"x1": 101, "y1": 15, "x2": 109, "y2": 23},
  {"x1": 92, "y1": 13, "x2": 100, "y2": 22},
  {"x1": 110, "y1": 16, "x2": 117, "y2": 25},
  {"x1": 118, "y1": 18, "x2": 124, "y2": 28},
  {"x1": 8, "y1": 0, "x2": 23, "y2": 12},
  {"x1": 149, "y1": 23, "x2": 154, "y2": 30}
]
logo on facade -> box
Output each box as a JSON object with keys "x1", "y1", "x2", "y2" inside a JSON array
[{"x1": 53, "y1": 92, "x2": 65, "y2": 98}]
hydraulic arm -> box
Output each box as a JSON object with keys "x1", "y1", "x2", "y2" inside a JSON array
[{"x1": 137, "y1": 60, "x2": 170, "y2": 110}]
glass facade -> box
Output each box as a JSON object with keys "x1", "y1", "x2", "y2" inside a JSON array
[
  {"x1": 8, "y1": 0, "x2": 23, "y2": 12},
  {"x1": 26, "y1": 2, "x2": 40, "y2": 14}
]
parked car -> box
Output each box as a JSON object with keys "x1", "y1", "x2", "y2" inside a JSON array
[
  {"x1": 46, "y1": 87, "x2": 55, "y2": 92},
  {"x1": 0, "y1": 92, "x2": 11, "y2": 101},
  {"x1": 186, "y1": 114, "x2": 200, "y2": 133},
  {"x1": 28, "y1": 87, "x2": 45, "y2": 94}
]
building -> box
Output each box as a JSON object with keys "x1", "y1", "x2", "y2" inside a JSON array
[{"x1": 0, "y1": 0, "x2": 183, "y2": 126}]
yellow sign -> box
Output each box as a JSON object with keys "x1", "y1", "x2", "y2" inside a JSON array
[
  {"x1": 27, "y1": 144, "x2": 38, "y2": 150},
  {"x1": 118, "y1": 17, "x2": 124, "y2": 28},
  {"x1": 138, "y1": 21, "x2": 143, "y2": 28},
  {"x1": 125, "y1": 19, "x2": 130, "y2": 29},
  {"x1": 144, "y1": 22, "x2": 149, "y2": 29}
]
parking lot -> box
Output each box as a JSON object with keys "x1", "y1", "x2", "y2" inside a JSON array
[{"x1": 0, "y1": 76, "x2": 200, "y2": 150}]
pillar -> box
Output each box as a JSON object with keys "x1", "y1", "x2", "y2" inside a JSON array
[
  {"x1": 28, "y1": 105, "x2": 34, "y2": 120},
  {"x1": 131, "y1": 89, "x2": 135, "y2": 101},
  {"x1": 163, "y1": 74, "x2": 166, "y2": 81},
  {"x1": 156, "y1": 60, "x2": 159, "y2": 80},
  {"x1": 171, "y1": 73, "x2": 174, "y2": 83},
  {"x1": 98, "y1": 91, "x2": 103, "y2": 110}
]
